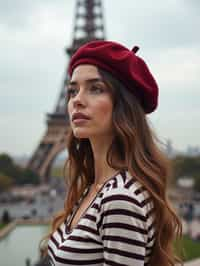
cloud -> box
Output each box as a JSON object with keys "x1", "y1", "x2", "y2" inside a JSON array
[
  {"x1": 0, "y1": 112, "x2": 44, "y2": 156},
  {"x1": 150, "y1": 108, "x2": 200, "y2": 151},
  {"x1": 152, "y1": 46, "x2": 200, "y2": 91},
  {"x1": 0, "y1": 0, "x2": 74, "y2": 30},
  {"x1": 105, "y1": 0, "x2": 200, "y2": 51}
]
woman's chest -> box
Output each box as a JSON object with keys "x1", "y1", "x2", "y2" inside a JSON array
[
  {"x1": 48, "y1": 190, "x2": 103, "y2": 266},
  {"x1": 69, "y1": 189, "x2": 98, "y2": 231},
  {"x1": 48, "y1": 220, "x2": 103, "y2": 266}
]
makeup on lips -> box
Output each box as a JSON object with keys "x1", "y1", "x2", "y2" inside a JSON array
[{"x1": 72, "y1": 112, "x2": 91, "y2": 124}]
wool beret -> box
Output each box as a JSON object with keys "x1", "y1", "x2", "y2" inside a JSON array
[{"x1": 68, "y1": 40, "x2": 159, "y2": 114}]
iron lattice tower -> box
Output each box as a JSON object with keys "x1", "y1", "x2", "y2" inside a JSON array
[{"x1": 27, "y1": 0, "x2": 106, "y2": 182}]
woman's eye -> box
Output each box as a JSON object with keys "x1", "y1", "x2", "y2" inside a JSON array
[
  {"x1": 90, "y1": 86, "x2": 104, "y2": 93},
  {"x1": 67, "y1": 88, "x2": 77, "y2": 97},
  {"x1": 66, "y1": 85, "x2": 105, "y2": 101}
]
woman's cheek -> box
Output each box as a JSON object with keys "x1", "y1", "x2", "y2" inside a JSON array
[{"x1": 95, "y1": 100, "x2": 113, "y2": 123}]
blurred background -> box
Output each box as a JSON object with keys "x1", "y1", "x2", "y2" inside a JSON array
[{"x1": 0, "y1": 0, "x2": 200, "y2": 265}]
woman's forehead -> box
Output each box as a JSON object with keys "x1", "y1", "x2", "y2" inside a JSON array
[{"x1": 70, "y1": 64, "x2": 101, "y2": 82}]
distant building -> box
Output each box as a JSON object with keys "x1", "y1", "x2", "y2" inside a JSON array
[
  {"x1": 185, "y1": 145, "x2": 200, "y2": 157},
  {"x1": 164, "y1": 139, "x2": 180, "y2": 158},
  {"x1": 10, "y1": 184, "x2": 50, "y2": 200},
  {"x1": 165, "y1": 139, "x2": 174, "y2": 158},
  {"x1": 164, "y1": 140, "x2": 200, "y2": 158},
  {"x1": 177, "y1": 176, "x2": 195, "y2": 189}
]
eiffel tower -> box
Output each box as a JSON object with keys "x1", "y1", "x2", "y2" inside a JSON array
[{"x1": 27, "y1": 0, "x2": 106, "y2": 182}]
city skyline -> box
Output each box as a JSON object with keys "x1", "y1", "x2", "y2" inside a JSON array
[{"x1": 0, "y1": 0, "x2": 199, "y2": 156}]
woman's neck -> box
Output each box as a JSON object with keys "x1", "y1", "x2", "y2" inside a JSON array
[{"x1": 89, "y1": 134, "x2": 124, "y2": 186}]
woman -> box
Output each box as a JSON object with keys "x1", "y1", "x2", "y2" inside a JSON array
[{"x1": 43, "y1": 40, "x2": 183, "y2": 266}]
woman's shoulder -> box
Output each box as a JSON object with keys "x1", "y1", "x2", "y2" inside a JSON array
[
  {"x1": 96, "y1": 170, "x2": 156, "y2": 241},
  {"x1": 100, "y1": 170, "x2": 155, "y2": 218}
]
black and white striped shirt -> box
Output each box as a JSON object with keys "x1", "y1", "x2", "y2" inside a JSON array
[{"x1": 48, "y1": 170, "x2": 156, "y2": 266}]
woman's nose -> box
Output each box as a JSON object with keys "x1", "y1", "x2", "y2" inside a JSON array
[{"x1": 72, "y1": 89, "x2": 86, "y2": 107}]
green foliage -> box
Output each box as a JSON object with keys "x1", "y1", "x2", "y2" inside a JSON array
[
  {"x1": 0, "y1": 153, "x2": 22, "y2": 182},
  {"x1": 0, "y1": 153, "x2": 20, "y2": 180},
  {"x1": 0, "y1": 154, "x2": 14, "y2": 168},
  {"x1": 174, "y1": 235, "x2": 200, "y2": 262},
  {"x1": 194, "y1": 175, "x2": 200, "y2": 192},
  {"x1": 172, "y1": 155, "x2": 200, "y2": 178},
  {"x1": 0, "y1": 223, "x2": 5, "y2": 229},
  {"x1": 0, "y1": 153, "x2": 40, "y2": 191},
  {"x1": 181, "y1": 235, "x2": 200, "y2": 261},
  {"x1": 22, "y1": 169, "x2": 40, "y2": 185},
  {"x1": 0, "y1": 172, "x2": 13, "y2": 191},
  {"x1": 172, "y1": 155, "x2": 200, "y2": 191}
]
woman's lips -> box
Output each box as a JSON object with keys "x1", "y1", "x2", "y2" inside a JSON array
[
  {"x1": 73, "y1": 118, "x2": 90, "y2": 124},
  {"x1": 72, "y1": 112, "x2": 91, "y2": 121}
]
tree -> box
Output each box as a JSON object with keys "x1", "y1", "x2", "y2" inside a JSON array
[
  {"x1": 0, "y1": 153, "x2": 15, "y2": 177},
  {"x1": 194, "y1": 175, "x2": 200, "y2": 192},
  {"x1": 21, "y1": 169, "x2": 40, "y2": 185},
  {"x1": 0, "y1": 153, "x2": 40, "y2": 186},
  {"x1": 0, "y1": 153, "x2": 13, "y2": 169},
  {"x1": 172, "y1": 155, "x2": 200, "y2": 179},
  {"x1": 0, "y1": 153, "x2": 22, "y2": 183},
  {"x1": 0, "y1": 172, "x2": 13, "y2": 192},
  {"x1": 172, "y1": 155, "x2": 200, "y2": 192}
]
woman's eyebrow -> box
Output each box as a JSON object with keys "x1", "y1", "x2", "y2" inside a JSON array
[{"x1": 67, "y1": 78, "x2": 104, "y2": 86}]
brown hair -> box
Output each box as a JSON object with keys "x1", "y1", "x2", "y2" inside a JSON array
[{"x1": 41, "y1": 68, "x2": 183, "y2": 266}]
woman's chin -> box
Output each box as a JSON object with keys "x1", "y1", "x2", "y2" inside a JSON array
[{"x1": 72, "y1": 130, "x2": 92, "y2": 139}]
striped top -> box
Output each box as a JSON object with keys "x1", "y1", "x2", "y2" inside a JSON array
[{"x1": 48, "y1": 170, "x2": 156, "y2": 266}]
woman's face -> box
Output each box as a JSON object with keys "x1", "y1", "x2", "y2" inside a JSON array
[{"x1": 67, "y1": 64, "x2": 114, "y2": 139}]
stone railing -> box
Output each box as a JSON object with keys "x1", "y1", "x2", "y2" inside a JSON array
[
  {"x1": 0, "y1": 220, "x2": 17, "y2": 239},
  {"x1": 0, "y1": 218, "x2": 50, "y2": 239}
]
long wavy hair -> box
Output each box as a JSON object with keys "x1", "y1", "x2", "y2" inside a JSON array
[{"x1": 41, "y1": 68, "x2": 183, "y2": 266}]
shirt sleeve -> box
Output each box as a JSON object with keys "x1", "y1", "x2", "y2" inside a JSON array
[{"x1": 97, "y1": 188, "x2": 148, "y2": 266}]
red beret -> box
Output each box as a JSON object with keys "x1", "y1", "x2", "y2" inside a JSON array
[{"x1": 68, "y1": 40, "x2": 159, "y2": 114}]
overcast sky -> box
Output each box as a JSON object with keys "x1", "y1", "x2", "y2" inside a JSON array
[{"x1": 0, "y1": 0, "x2": 199, "y2": 157}]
